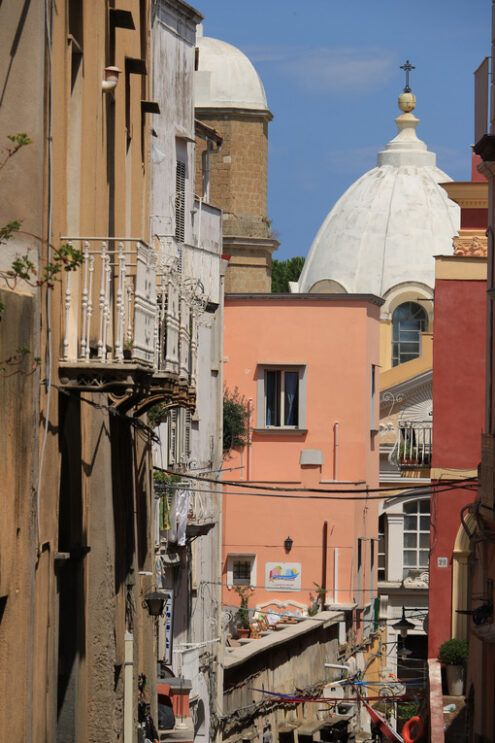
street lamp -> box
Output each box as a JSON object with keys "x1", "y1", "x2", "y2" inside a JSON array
[
  {"x1": 392, "y1": 607, "x2": 415, "y2": 638},
  {"x1": 143, "y1": 590, "x2": 169, "y2": 617},
  {"x1": 284, "y1": 536, "x2": 293, "y2": 552}
]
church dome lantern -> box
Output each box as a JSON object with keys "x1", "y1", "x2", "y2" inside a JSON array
[{"x1": 296, "y1": 63, "x2": 460, "y2": 299}]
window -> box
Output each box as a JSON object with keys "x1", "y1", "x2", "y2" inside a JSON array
[
  {"x1": 226, "y1": 554, "x2": 256, "y2": 588},
  {"x1": 391, "y1": 302, "x2": 428, "y2": 367},
  {"x1": 256, "y1": 366, "x2": 306, "y2": 429},
  {"x1": 168, "y1": 407, "x2": 191, "y2": 466},
  {"x1": 175, "y1": 159, "x2": 186, "y2": 243},
  {"x1": 378, "y1": 515, "x2": 386, "y2": 581},
  {"x1": 403, "y1": 499, "x2": 430, "y2": 578},
  {"x1": 233, "y1": 559, "x2": 252, "y2": 585}
]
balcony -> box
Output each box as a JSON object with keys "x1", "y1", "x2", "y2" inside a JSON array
[
  {"x1": 392, "y1": 422, "x2": 432, "y2": 470},
  {"x1": 58, "y1": 237, "x2": 198, "y2": 408},
  {"x1": 154, "y1": 481, "x2": 216, "y2": 545}
]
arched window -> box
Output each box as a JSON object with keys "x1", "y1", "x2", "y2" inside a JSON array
[{"x1": 391, "y1": 302, "x2": 428, "y2": 367}]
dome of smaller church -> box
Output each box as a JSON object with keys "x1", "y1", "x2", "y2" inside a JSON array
[
  {"x1": 195, "y1": 30, "x2": 270, "y2": 113},
  {"x1": 297, "y1": 107, "x2": 460, "y2": 298}
]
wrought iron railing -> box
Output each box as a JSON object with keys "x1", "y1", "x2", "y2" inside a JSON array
[{"x1": 390, "y1": 422, "x2": 432, "y2": 468}]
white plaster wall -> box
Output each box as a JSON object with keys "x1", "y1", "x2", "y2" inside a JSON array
[{"x1": 151, "y1": 3, "x2": 224, "y2": 735}]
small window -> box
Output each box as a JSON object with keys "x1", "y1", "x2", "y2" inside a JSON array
[
  {"x1": 226, "y1": 554, "x2": 256, "y2": 588},
  {"x1": 403, "y1": 499, "x2": 430, "y2": 578},
  {"x1": 391, "y1": 302, "x2": 428, "y2": 367},
  {"x1": 233, "y1": 560, "x2": 252, "y2": 585}
]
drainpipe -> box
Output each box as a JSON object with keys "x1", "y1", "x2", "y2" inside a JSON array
[
  {"x1": 124, "y1": 631, "x2": 134, "y2": 743},
  {"x1": 321, "y1": 521, "x2": 328, "y2": 609},
  {"x1": 247, "y1": 398, "x2": 253, "y2": 481},
  {"x1": 333, "y1": 422, "x2": 339, "y2": 481}
]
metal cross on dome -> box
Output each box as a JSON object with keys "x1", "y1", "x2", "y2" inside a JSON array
[{"x1": 400, "y1": 59, "x2": 415, "y2": 93}]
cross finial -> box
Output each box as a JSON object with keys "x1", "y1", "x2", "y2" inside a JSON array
[{"x1": 400, "y1": 59, "x2": 415, "y2": 93}]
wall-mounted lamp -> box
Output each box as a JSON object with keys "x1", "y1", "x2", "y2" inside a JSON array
[
  {"x1": 284, "y1": 536, "x2": 293, "y2": 552},
  {"x1": 392, "y1": 606, "x2": 415, "y2": 638},
  {"x1": 143, "y1": 590, "x2": 169, "y2": 617},
  {"x1": 102, "y1": 66, "x2": 122, "y2": 92}
]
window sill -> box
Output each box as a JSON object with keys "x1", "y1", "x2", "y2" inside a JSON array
[{"x1": 253, "y1": 428, "x2": 308, "y2": 436}]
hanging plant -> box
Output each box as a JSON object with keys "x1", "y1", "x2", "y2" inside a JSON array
[{"x1": 223, "y1": 387, "x2": 249, "y2": 453}]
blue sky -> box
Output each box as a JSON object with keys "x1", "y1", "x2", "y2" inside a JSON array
[{"x1": 198, "y1": 0, "x2": 489, "y2": 259}]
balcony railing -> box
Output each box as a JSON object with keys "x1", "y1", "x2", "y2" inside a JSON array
[
  {"x1": 60, "y1": 237, "x2": 199, "y2": 389},
  {"x1": 391, "y1": 422, "x2": 432, "y2": 469},
  {"x1": 61, "y1": 238, "x2": 156, "y2": 364}
]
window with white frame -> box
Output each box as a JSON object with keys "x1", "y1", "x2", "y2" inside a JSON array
[
  {"x1": 256, "y1": 366, "x2": 306, "y2": 429},
  {"x1": 378, "y1": 515, "x2": 386, "y2": 581},
  {"x1": 391, "y1": 302, "x2": 428, "y2": 367},
  {"x1": 403, "y1": 499, "x2": 430, "y2": 578},
  {"x1": 226, "y1": 554, "x2": 256, "y2": 588}
]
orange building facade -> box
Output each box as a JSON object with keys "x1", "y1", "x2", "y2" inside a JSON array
[{"x1": 222, "y1": 293, "x2": 382, "y2": 621}]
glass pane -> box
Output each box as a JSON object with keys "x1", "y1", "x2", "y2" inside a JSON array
[
  {"x1": 233, "y1": 559, "x2": 251, "y2": 583},
  {"x1": 404, "y1": 533, "x2": 417, "y2": 548},
  {"x1": 404, "y1": 551, "x2": 416, "y2": 566},
  {"x1": 420, "y1": 500, "x2": 430, "y2": 513},
  {"x1": 420, "y1": 533, "x2": 429, "y2": 548},
  {"x1": 404, "y1": 515, "x2": 417, "y2": 530},
  {"x1": 284, "y1": 371, "x2": 299, "y2": 426},
  {"x1": 404, "y1": 501, "x2": 417, "y2": 514},
  {"x1": 419, "y1": 551, "x2": 429, "y2": 567},
  {"x1": 420, "y1": 516, "x2": 430, "y2": 530},
  {"x1": 266, "y1": 370, "x2": 280, "y2": 426}
]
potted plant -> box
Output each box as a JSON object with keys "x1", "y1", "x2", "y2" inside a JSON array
[
  {"x1": 438, "y1": 638, "x2": 468, "y2": 695},
  {"x1": 234, "y1": 585, "x2": 253, "y2": 638}
]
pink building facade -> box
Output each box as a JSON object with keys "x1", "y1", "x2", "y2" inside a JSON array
[{"x1": 222, "y1": 293, "x2": 382, "y2": 620}]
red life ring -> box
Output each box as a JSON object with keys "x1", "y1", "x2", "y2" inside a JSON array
[{"x1": 402, "y1": 715, "x2": 424, "y2": 743}]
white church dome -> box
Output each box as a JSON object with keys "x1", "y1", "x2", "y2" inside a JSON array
[
  {"x1": 195, "y1": 30, "x2": 270, "y2": 113},
  {"x1": 297, "y1": 109, "x2": 460, "y2": 297}
]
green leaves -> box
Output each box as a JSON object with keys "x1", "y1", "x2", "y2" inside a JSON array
[
  {"x1": 271, "y1": 256, "x2": 305, "y2": 293},
  {"x1": 0, "y1": 220, "x2": 21, "y2": 243},
  {"x1": 223, "y1": 387, "x2": 249, "y2": 452}
]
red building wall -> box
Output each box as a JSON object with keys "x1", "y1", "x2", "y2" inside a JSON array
[{"x1": 429, "y1": 275, "x2": 486, "y2": 657}]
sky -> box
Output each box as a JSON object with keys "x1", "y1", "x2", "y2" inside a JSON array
[{"x1": 197, "y1": 0, "x2": 490, "y2": 260}]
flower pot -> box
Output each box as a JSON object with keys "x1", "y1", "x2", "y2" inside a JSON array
[
  {"x1": 237, "y1": 628, "x2": 250, "y2": 639},
  {"x1": 446, "y1": 664, "x2": 464, "y2": 695}
]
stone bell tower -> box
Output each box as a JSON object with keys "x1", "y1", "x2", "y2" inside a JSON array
[{"x1": 194, "y1": 27, "x2": 278, "y2": 292}]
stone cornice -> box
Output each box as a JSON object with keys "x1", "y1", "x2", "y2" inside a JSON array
[
  {"x1": 439, "y1": 181, "x2": 488, "y2": 208},
  {"x1": 223, "y1": 235, "x2": 280, "y2": 253},
  {"x1": 195, "y1": 106, "x2": 273, "y2": 122},
  {"x1": 225, "y1": 292, "x2": 385, "y2": 306}
]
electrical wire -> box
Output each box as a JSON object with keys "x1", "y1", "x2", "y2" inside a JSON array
[
  {"x1": 158, "y1": 464, "x2": 478, "y2": 493},
  {"x1": 154, "y1": 465, "x2": 477, "y2": 500}
]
